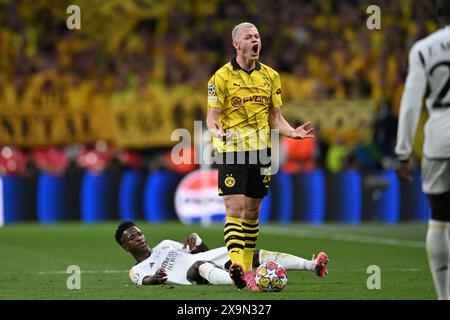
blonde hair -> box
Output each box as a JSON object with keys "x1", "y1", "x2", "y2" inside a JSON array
[{"x1": 232, "y1": 22, "x2": 257, "y2": 42}]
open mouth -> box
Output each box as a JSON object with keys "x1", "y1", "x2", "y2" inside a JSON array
[{"x1": 252, "y1": 44, "x2": 259, "y2": 54}]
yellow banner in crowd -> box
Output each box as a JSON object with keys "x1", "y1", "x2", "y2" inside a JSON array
[
  {"x1": 110, "y1": 87, "x2": 205, "y2": 148},
  {"x1": 1, "y1": 81, "x2": 378, "y2": 149},
  {"x1": 282, "y1": 99, "x2": 378, "y2": 145},
  {"x1": 0, "y1": 109, "x2": 111, "y2": 147}
]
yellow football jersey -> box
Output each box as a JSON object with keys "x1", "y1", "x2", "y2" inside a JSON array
[{"x1": 207, "y1": 58, "x2": 283, "y2": 152}]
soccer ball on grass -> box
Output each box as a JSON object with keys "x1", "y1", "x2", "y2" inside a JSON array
[{"x1": 254, "y1": 261, "x2": 288, "y2": 292}]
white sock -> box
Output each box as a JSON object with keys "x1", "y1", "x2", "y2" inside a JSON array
[
  {"x1": 426, "y1": 220, "x2": 450, "y2": 300},
  {"x1": 198, "y1": 262, "x2": 233, "y2": 285},
  {"x1": 259, "y1": 249, "x2": 314, "y2": 271}
]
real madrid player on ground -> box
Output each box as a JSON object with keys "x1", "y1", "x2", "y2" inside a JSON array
[
  {"x1": 115, "y1": 221, "x2": 328, "y2": 286},
  {"x1": 206, "y1": 22, "x2": 327, "y2": 290},
  {"x1": 396, "y1": 0, "x2": 450, "y2": 300}
]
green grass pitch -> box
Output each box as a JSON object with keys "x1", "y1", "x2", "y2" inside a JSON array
[{"x1": 0, "y1": 222, "x2": 436, "y2": 300}]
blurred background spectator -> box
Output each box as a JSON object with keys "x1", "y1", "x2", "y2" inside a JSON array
[
  {"x1": 0, "y1": 146, "x2": 30, "y2": 176},
  {"x1": 0, "y1": 0, "x2": 438, "y2": 171}
]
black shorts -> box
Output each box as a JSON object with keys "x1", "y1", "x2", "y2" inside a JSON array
[{"x1": 216, "y1": 150, "x2": 272, "y2": 199}]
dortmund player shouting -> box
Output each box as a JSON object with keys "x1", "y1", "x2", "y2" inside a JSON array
[{"x1": 206, "y1": 22, "x2": 327, "y2": 291}]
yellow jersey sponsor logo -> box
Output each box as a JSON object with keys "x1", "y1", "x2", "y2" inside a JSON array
[{"x1": 231, "y1": 95, "x2": 270, "y2": 107}]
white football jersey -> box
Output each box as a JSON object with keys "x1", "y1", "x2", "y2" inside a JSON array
[
  {"x1": 129, "y1": 240, "x2": 193, "y2": 285},
  {"x1": 396, "y1": 26, "x2": 450, "y2": 160},
  {"x1": 128, "y1": 240, "x2": 229, "y2": 285}
]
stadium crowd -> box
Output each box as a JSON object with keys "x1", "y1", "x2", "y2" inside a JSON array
[{"x1": 0, "y1": 0, "x2": 439, "y2": 176}]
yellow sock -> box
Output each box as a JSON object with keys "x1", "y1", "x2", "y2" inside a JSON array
[
  {"x1": 242, "y1": 218, "x2": 259, "y2": 272},
  {"x1": 224, "y1": 216, "x2": 244, "y2": 266}
]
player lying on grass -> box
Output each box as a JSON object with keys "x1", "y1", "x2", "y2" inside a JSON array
[{"x1": 115, "y1": 221, "x2": 328, "y2": 287}]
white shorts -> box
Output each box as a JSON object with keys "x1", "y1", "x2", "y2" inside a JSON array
[{"x1": 422, "y1": 158, "x2": 450, "y2": 194}]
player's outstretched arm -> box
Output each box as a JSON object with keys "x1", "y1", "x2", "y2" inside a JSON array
[
  {"x1": 269, "y1": 107, "x2": 314, "y2": 139},
  {"x1": 141, "y1": 268, "x2": 167, "y2": 285},
  {"x1": 183, "y1": 233, "x2": 209, "y2": 253}
]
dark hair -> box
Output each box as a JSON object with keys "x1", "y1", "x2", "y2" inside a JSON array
[
  {"x1": 115, "y1": 221, "x2": 136, "y2": 246},
  {"x1": 437, "y1": 0, "x2": 450, "y2": 23}
]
